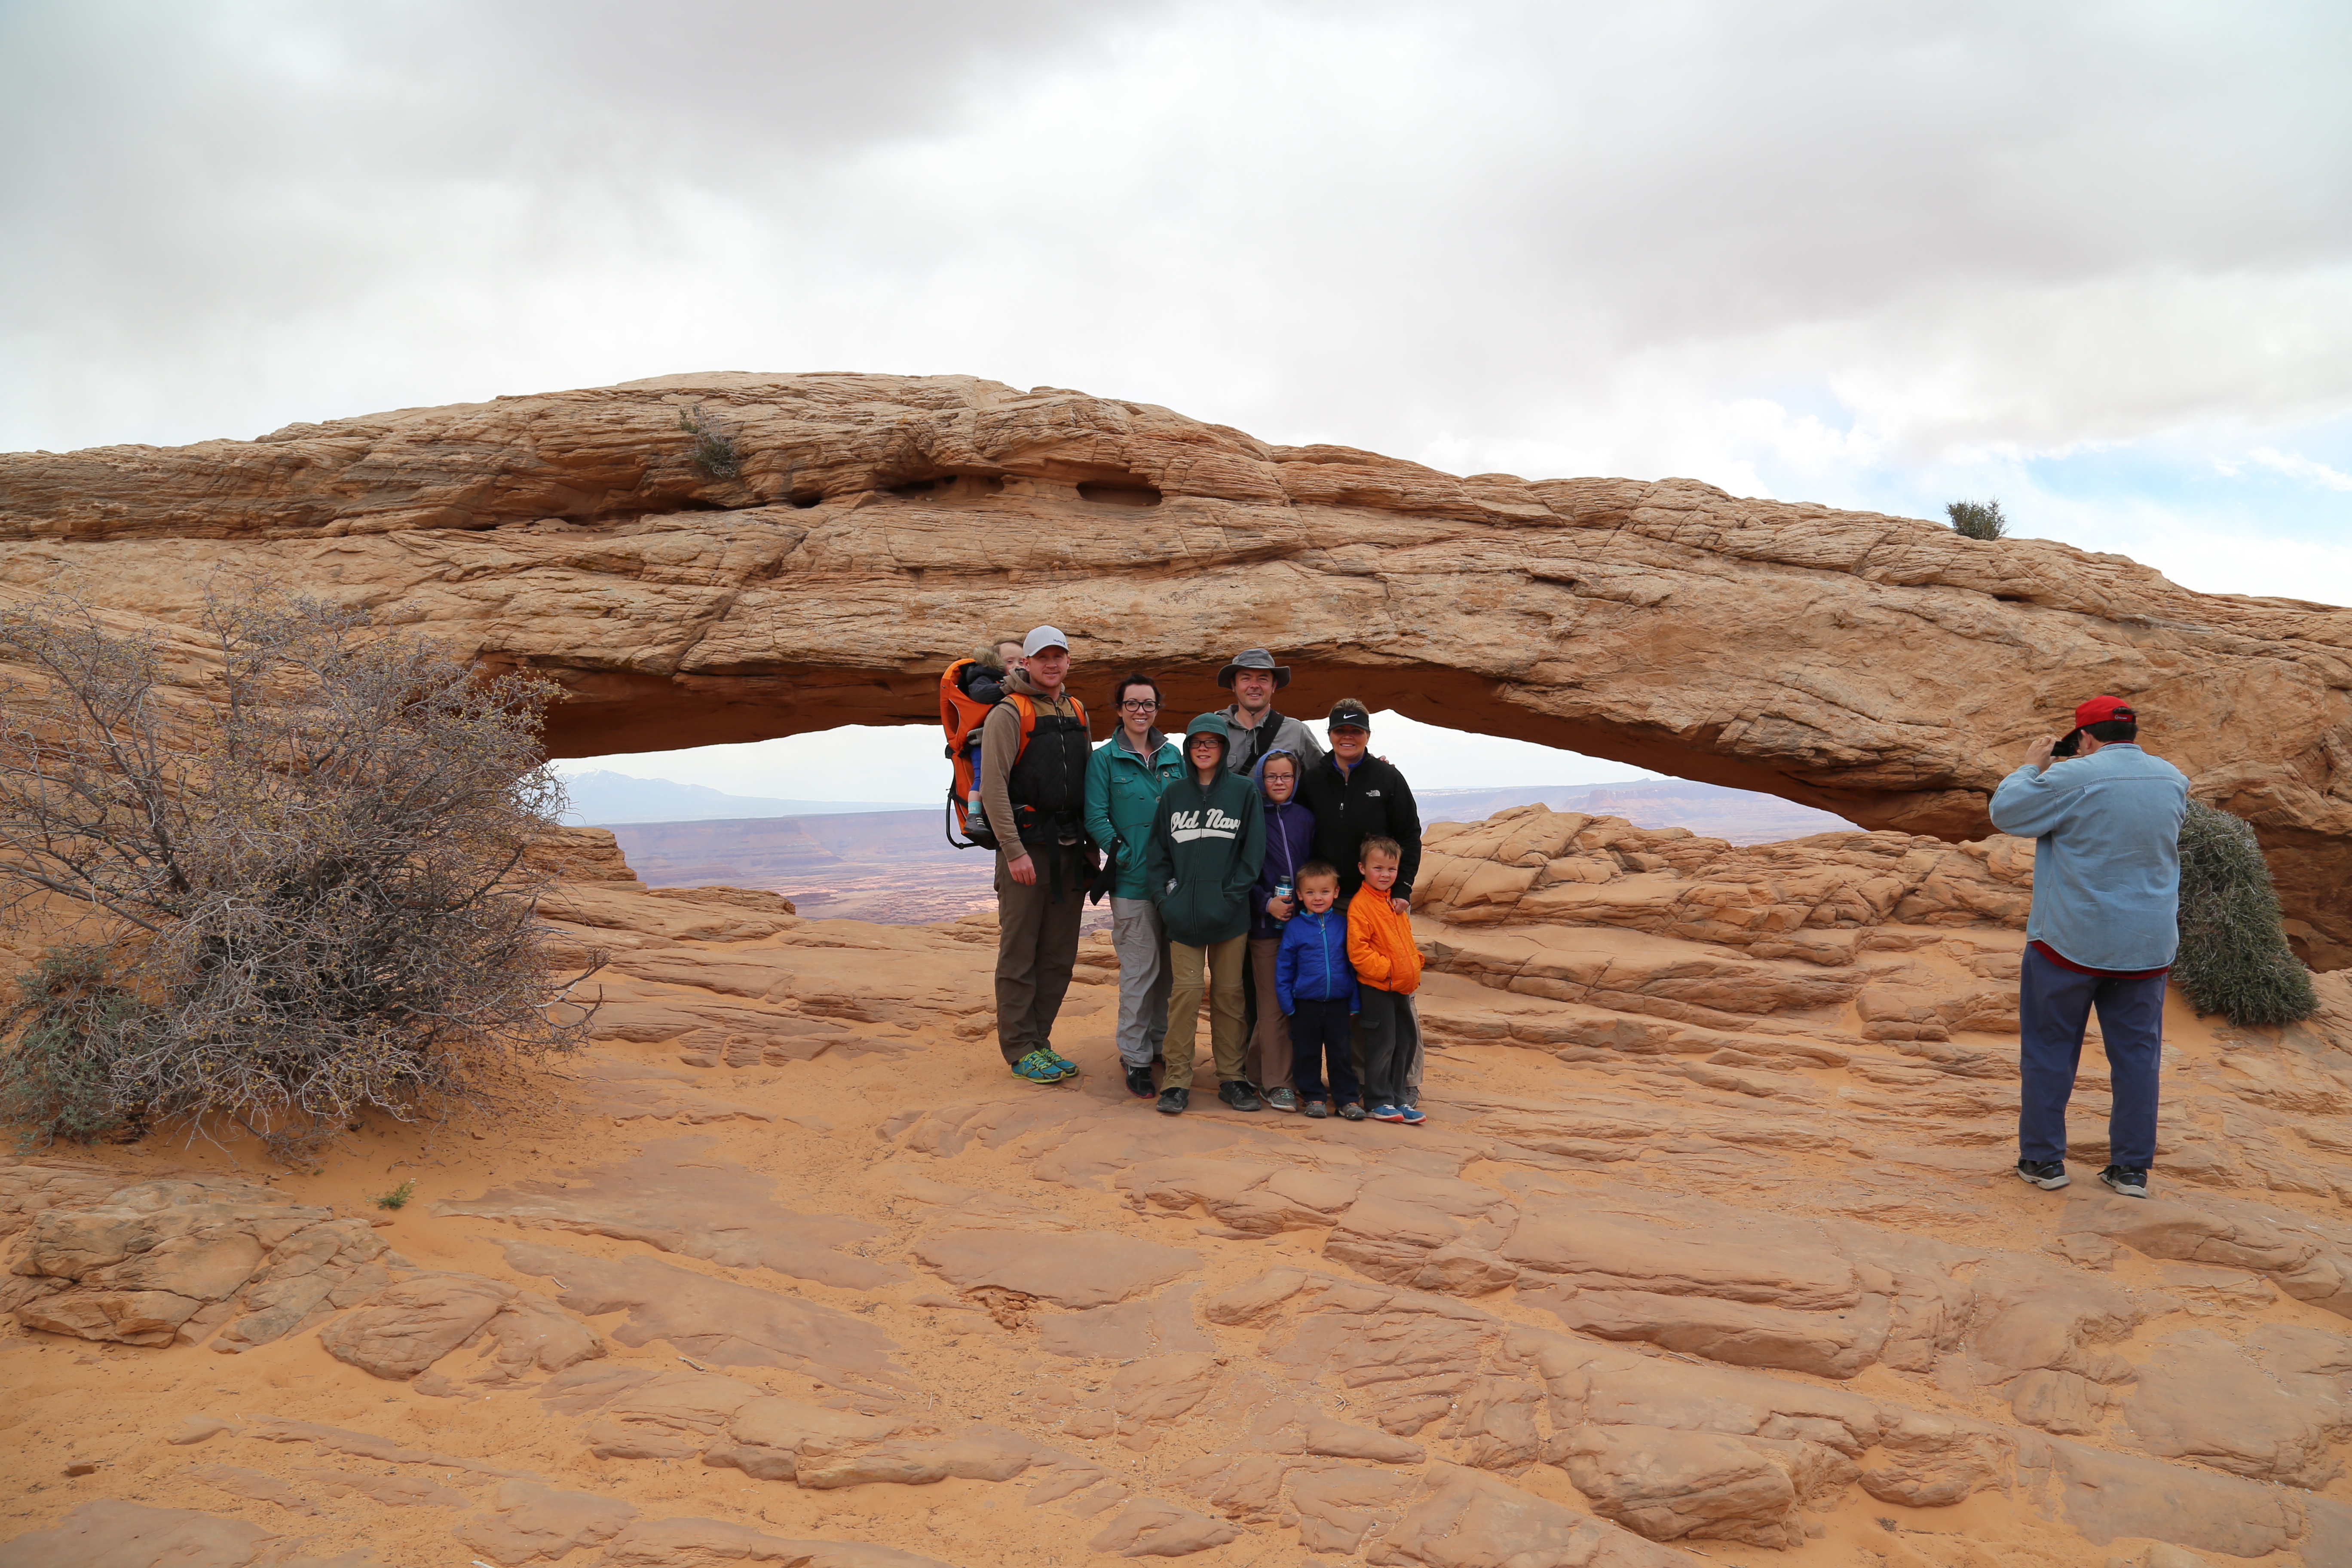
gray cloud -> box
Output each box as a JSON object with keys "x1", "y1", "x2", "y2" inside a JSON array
[{"x1": 4, "y1": 0, "x2": 2347, "y2": 500}]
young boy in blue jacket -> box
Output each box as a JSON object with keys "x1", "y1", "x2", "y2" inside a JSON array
[{"x1": 1274, "y1": 860, "x2": 1361, "y2": 1119}]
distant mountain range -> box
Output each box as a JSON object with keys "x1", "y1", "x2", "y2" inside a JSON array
[
  {"x1": 558, "y1": 769, "x2": 931, "y2": 824},
  {"x1": 1418, "y1": 780, "x2": 1854, "y2": 841},
  {"x1": 597, "y1": 778, "x2": 1860, "y2": 925}
]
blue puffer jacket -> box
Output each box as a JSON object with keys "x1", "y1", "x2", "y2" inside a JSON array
[{"x1": 1275, "y1": 905, "x2": 1359, "y2": 1014}]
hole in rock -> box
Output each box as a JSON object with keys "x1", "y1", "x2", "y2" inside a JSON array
[
  {"x1": 554, "y1": 716, "x2": 1853, "y2": 929},
  {"x1": 788, "y1": 493, "x2": 824, "y2": 509},
  {"x1": 1076, "y1": 481, "x2": 1162, "y2": 507}
]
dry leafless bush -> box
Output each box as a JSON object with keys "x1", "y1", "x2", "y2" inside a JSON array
[{"x1": 0, "y1": 586, "x2": 599, "y2": 1159}]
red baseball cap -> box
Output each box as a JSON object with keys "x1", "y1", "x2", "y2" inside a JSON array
[{"x1": 2073, "y1": 695, "x2": 2135, "y2": 729}]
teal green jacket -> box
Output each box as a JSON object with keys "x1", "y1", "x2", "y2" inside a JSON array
[{"x1": 1084, "y1": 729, "x2": 1185, "y2": 900}]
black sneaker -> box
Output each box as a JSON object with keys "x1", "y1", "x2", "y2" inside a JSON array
[
  {"x1": 1124, "y1": 1065, "x2": 1157, "y2": 1099},
  {"x1": 2016, "y1": 1158, "x2": 2070, "y2": 1191},
  {"x1": 1218, "y1": 1081, "x2": 1263, "y2": 1112},
  {"x1": 1155, "y1": 1087, "x2": 1188, "y2": 1116},
  {"x1": 2099, "y1": 1165, "x2": 2149, "y2": 1199}
]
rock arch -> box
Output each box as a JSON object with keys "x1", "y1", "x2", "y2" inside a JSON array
[{"x1": 5, "y1": 373, "x2": 2348, "y2": 967}]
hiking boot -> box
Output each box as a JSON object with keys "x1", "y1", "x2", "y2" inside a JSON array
[
  {"x1": 1368, "y1": 1103, "x2": 1405, "y2": 1123},
  {"x1": 2015, "y1": 1158, "x2": 2070, "y2": 1190},
  {"x1": 1266, "y1": 1087, "x2": 1299, "y2": 1112},
  {"x1": 2099, "y1": 1165, "x2": 2149, "y2": 1200},
  {"x1": 1124, "y1": 1064, "x2": 1157, "y2": 1099},
  {"x1": 1338, "y1": 1102, "x2": 1367, "y2": 1121},
  {"x1": 1012, "y1": 1050, "x2": 1067, "y2": 1085},
  {"x1": 1156, "y1": 1087, "x2": 1188, "y2": 1116},
  {"x1": 1218, "y1": 1081, "x2": 1264, "y2": 1112},
  {"x1": 1396, "y1": 1105, "x2": 1427, "y2": 1125},
  {"x1": 1303, "y1": 1099, "x2": 1329, "y2": 1119}
]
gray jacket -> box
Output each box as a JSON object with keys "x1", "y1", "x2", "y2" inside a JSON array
[
  {"x1": 1988, "y1": 743, "x2": 2190, "y2": 970},
  {"x1": 1221, "y1": 705, "x2": 1326, "y2": 777}
]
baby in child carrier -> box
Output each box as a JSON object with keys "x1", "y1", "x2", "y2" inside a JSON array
[
  {"x1": 957, "y1": 637, "x2": 1028, "y2": 824},
  {"x1": 960, "y1": 638, "x2": 1026, "y2": 707}
]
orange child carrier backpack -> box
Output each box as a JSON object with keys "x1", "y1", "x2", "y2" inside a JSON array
[{"x1": 940, "y1": 659, "x2": 1089, "y2": 851}]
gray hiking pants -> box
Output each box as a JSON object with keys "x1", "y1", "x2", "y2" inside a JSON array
[
  {"x1": 993, "y1": 848, "x2": 1085, "y2": 1066},
  {"x1": 1110, "y1": 896, "x2": 1171, "y2": 1068}
]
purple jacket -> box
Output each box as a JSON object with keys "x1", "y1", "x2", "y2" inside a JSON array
[{"x1": 1250, "y1": 749, "x2": 1320, "y2": 940}]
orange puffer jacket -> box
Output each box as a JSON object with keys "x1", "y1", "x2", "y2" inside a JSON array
[{"x1": 1346, "y1": 885, "x2": 1424, "y2": 995}]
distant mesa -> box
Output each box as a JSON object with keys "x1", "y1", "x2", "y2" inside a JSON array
[{"x1": 560, "y1": 769, "x2": 930, "y2": 825}]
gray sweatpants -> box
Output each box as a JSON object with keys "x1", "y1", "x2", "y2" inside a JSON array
[{"x1": 1110, "y1": 896, "x2": 1172, "y2": 1068}]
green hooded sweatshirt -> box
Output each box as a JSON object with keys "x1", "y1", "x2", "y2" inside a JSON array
[{"x1": 1144, "y1": 713, "x2": 1267, "y2": 946}]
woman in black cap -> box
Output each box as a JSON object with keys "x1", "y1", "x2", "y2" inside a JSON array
[{"x1": 1295, "y1": 699, "x2": 1422, "y2": 909}]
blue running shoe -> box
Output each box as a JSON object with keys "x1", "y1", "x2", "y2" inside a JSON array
[
  {"x1": 1042, "y1": 1048, "x2": 1080, "y2": 1079},
  {"x1": 1012, "y1": 1049, "x2": 1066, "y2": 1084},
  {"x1": 1396, "y1": 1105, "x2": 1427, "y2": 1125},
  {"x1": 1368, "y1": 1103, "x2": 1405, "y2": 1122}
]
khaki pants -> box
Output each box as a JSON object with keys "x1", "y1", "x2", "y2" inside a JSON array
[
  {"x1": 1242, "y1": 934, "x2": 1293, "y2": 1090},
  {"x1": 993, "y1": 848, "x2": 1085, "y2": 1066},
  {"x1": 1163, "y1": 934, "x2": 1248, "y2": 1091}
]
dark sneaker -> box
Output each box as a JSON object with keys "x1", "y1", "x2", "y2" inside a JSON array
[
  {"x1": 1155, "y1": 1087, "x2": 1188, "y2": 1116},
  {"x1": 1303, "y1": 1099, "x2": 1329, "y2": 1119},
  {"x1": 1338, "y1": 1102, "x2": 1367, "y2": 1121},
  {"x1": 1013, "y1": 1049, "x2": 1066, "y2": 1084},
  {"x1": 1368, "y1": 1103, "x2": 1406, "y2": 1123},
  {"x1": 1218, "y1": 1081, "x2": 1264, "y2": 1112},
  {"x1": 2015, "y1": 1158, "x2": 2070, "y2": 1190},
  {"x1": 1396, "y1": 1105, "x2": 1427, "y2": 1125},
  {"x1": 2100, "y1": 1165, "x2": 2149, "y2": 1199},
  {"x1": 1124, "y1": 1065, "x2": 1157, "y2": 1099},
  {"x1": 1266, "y1": 1087, "x2": 1299, "y2": 1112}
]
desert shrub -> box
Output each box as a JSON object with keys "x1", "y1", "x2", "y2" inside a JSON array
[
  {"x1": 0, "y1": 945, "x2": 154, "y2": 1148},
  {"x1": 2174, "y1": 799, "x2": 2317, "y2": 1027},
  {"x1": 0, "y1": 587, "x2": 599, "y2": 1158},
  {"x1": 1947, "y1": 499, "x2": 2007, "y2": 540},
  {"x1": 677, "y1": 402, "x2": 742, "y2": 479}
]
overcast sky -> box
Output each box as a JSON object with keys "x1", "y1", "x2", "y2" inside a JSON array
[{"x1": 7, "y1": 1, "x2": 2346, "y2": 796}]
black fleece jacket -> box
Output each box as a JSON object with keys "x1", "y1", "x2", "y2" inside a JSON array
[{"x1": 1296, "y1": 752, "x2": 1422, "y2": 899}]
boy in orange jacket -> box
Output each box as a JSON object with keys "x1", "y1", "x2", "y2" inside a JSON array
[{"x1": 1347, "y1": 836, "x2": 1425, "y2": 1124}]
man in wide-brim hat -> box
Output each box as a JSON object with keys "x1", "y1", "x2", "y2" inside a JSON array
[{"x1": 1215, "y1": 647, "x2": 1325, "y2": 778}]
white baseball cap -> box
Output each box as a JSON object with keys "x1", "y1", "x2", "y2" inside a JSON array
[{"x1": 1022, "y1": 625, "x2": 1070, "y2": 656}]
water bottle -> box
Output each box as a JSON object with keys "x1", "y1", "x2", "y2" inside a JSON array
[
  {"x1": 966, "y1": 738, "x2": 984, "y2": 819},
  {"x1": 1274, "y1": 879, "x2": 1293, "y2": 912}
]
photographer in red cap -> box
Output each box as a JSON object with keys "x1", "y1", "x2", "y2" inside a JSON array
[{"x1": 1990, "y1": 695, "x2": 2188, "y2": 1200}]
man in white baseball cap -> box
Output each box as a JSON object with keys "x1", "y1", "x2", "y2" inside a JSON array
[{"x1": 977, "y1": 625, "x2": 1095, "y2": 1084}]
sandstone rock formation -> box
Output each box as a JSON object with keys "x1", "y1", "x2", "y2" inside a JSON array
[
  {"x1": 4, "y1": 373, "x2": 2347, "y2": 966},
  {"x1": 6, "y1": 815, "x2": 2351, "y2": 1566}
]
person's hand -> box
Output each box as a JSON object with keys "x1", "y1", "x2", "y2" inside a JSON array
[
  {"x1": 2024, "y1": 735, "x2": 2057, "y2": 771},
  {"x1": 1390, "y1": 895, "x2": 1411, "y2": 915},
  {"x1": 1266, "y1": 894, "x2": 1295, "y2": 920},
  {"x1": 1008, "y1": 853, "x2": 1038, "y2": 886}
]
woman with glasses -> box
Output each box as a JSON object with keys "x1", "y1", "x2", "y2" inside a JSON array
[{"x1": 1083, "y1": 673, "x2": 1188, "y2": 1099}]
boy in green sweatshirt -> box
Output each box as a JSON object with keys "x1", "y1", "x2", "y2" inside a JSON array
[{"x1": 1144, "y1": 712, "x2": 1266, "y2": 1115}]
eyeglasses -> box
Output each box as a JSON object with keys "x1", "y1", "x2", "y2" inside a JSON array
[{"x1": 1118, "y1": 700, "x2": 1159, "y2": 713}]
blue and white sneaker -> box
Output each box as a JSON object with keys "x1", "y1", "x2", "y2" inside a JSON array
[
  {"x1": 1368, "y1": 1103, "x2": 1406, "y2": 1123},
  {"x1": 1395, "y1": 1105, "x2": 1427, "y2": 1125}
]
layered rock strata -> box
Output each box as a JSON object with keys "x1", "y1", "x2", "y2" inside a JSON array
[
  {"x1": 4, "y1": 373, "x2": 2347, "y2": 965},
  {"x1": 4, "y1": 817, "x2": 2350, "y2": 1566}
]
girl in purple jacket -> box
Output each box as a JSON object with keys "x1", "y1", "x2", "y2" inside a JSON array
[{"x1": 1241, "y1": 747, "x2": 1320, "y2": 1109}]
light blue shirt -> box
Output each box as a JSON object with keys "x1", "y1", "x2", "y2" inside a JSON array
[{"x1": 1989, "y1": 744, "x2": 2189, "y2": 970}]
